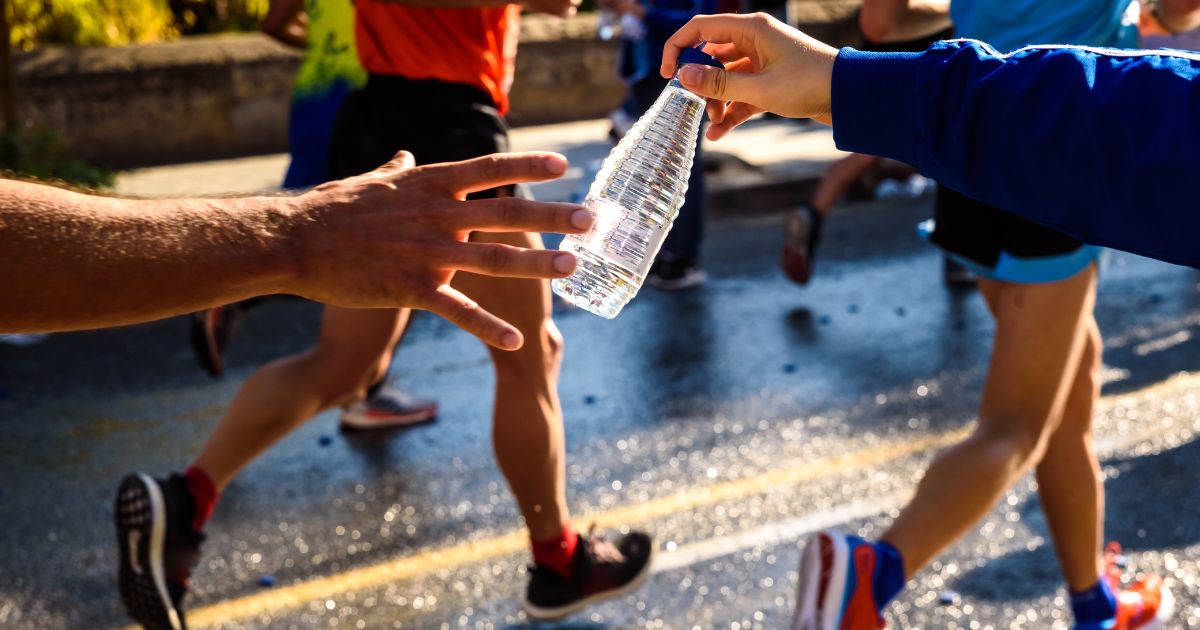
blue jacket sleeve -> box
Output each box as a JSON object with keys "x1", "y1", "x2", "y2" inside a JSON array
[{"x1": 831, "y1": 40, "x2": 1200, "y2": 269}]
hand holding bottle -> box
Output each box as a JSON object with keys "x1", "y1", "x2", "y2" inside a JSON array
[{"x1": 659, "y1": 13, "x2": 840, "y2": 139}]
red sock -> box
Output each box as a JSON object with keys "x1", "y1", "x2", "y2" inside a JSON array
[
  {"x1": 183, "y1": 466, "x2": 218, "y2": 531},
  {"x1": 531, "y1": 524, "x2": 579, "y2": 578}
]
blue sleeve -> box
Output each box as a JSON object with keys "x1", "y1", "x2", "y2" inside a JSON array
[{"x1": 831, "y1": 40, "x2": 1200, "y2": 269}]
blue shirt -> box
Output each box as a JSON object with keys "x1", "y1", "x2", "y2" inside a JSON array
[
  {"x1": 951, "y1": 0, "x2": 1140, "y2": 51},
  {"x1": 831, "y1": 41, "x2": 1200, "y2": 269}
]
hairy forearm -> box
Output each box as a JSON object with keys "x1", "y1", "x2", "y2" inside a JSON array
[
  {"x1": 0, "y1": 180, "x2": 297, "y2": 332},
  {"x1": 860, "y1": 0, "x2": 951, "y2": 44}
]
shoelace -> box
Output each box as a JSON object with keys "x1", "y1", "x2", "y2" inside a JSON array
[{"x1": 584, "y1": 524, "x2": 626, "y2": 566}]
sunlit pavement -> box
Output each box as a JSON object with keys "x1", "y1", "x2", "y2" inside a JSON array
[{"x1": 6, "y1": 126, "x2": 1200, "y2": 629}]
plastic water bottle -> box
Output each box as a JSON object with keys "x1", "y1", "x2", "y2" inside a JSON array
[{"x1": 552, "y1": 47, "x2": 721, "y2": 318}]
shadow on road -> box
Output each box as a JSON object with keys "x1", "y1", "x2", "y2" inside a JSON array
[{"x1": 952, "y1": 433, "x2": 1200, "y2": 602}]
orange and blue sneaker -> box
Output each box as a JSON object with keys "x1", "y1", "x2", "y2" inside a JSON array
[
  {"x1": 1073, "y1": 542, "x2": 1174, "y2": 630},
  {"x1": 791, "y1": 531, "x2": 904, "y2": 630}
]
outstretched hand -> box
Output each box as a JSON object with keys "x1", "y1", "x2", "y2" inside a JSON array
[
  {"x1": 660, "y1": 13, "x2": 840, "y2": 139},
  {"x1": 291, "y1": 151, "x2": 592, "y2": 351}
]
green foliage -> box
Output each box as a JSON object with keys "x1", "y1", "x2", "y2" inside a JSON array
[
  {"x1": 10, "y1": 0, "x2": 178, "y2": 49},
  {"x1": 0, "y1": 128, "x2": 114, "y2": 189},
  {"x1": 172, "y1": 0, "x2": 270, "y2": 36},
  {"x1": 10, "y1": 0, "x2": 273, "y2": 48}
]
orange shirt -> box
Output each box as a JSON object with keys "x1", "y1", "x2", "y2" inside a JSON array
[{"x1": 354, "y1": 1, "x2": 521, "y2": 114}]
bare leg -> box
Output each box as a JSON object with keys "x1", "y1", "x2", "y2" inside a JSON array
[
  {"x1": 451, "y1": 229, "x2": 569, "y2": 541},
  {"x1": 1035, "y1": 318, "x2": 1104, "y2": 591},
  {"x1": 193, "y1": 306, "x2": 408, "y2": 490},
  {"x1": 882, "y1": 265, "x2": 1097, "y2": 576},
  {"x1": 809, "y1": 153, "x2": 880, "y2": 215}
]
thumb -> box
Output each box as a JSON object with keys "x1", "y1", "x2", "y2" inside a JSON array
[{"x1": 678, "y1": 63, "x2": 755, "y2": 104}]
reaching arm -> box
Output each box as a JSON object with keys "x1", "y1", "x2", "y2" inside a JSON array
[
  {"x1": 661, "y1": 13, "x2": 1200, "y2": 270},
  {"x1": 1, "y1": 180, "x2": 297, "y2": 332},
  {"x1": 0, "y1": 152, "x2": 594, "y2": 349},
  {"x1": 831, "y1": 41, "x2": 1200, "y2": 269},
  {"x1": 859, "y1": 0, "x2": 951, "y2": 45}
]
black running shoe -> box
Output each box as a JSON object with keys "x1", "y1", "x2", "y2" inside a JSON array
[
  {"x1": 116, "y1": 473, "x2": 205, "y2": 630},
  {"x1": 522, "y1": 529, "x2": 654, "y2": 621},
  {"x1": 189, "y1": 304, "x2": 246, "y2": 378},
  {"x1": 782, "y1": 204, "x2": 825, "y2": 285}
]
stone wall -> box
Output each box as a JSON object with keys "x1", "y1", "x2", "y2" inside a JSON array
[{"x1": 12, "y1": 4, "x2": 860, "y2": 168}]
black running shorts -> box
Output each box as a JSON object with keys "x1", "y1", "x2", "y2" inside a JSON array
[{"x1": 328, "y1": 74, "x2": 512, "y2": 200}]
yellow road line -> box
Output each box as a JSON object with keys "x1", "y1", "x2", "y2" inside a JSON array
[
  {"x1": 161, "y1": 427, "x2": 968, "y2": 629},
  {"x1": 119, "y1": 371, "x2": 1200, "y2": 629}
]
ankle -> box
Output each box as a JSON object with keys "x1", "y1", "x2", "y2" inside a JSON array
[
  {"x1": 1071, "y1": 578, "x2": 1117, "y2": 624},
  {"x1": 531, "y1": 524, "x2": 579, "y2": 578},
  {"x1": 183, "y1": 466, "x2": 219, "y2": 531},
  {"x1": 872, "y1": 539, "x2": 907, "y2": 607}
]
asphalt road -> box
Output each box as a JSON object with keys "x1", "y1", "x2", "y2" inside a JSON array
[{"x1": 3, "y1": 197, "x2": 1200, "y2": 629}]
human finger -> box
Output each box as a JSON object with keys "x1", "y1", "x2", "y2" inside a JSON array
[
  {"x1": 425, "y1": 152, "x2": 570, "y2": 196},
  {"x1": 424, "y1": 284, "x2": 525, "y2": 350},
  {"x1": 446, "y1": 197, "x2": 594, "y2": 234},
  {"x1": 707, "y1": 102, "x2": 763, "y2": 140},
  {"x1": 704, "y1": 42, "x2": 750, "y2": 65},
  {"x1": 678, "y1": 62, "x2": 759, "y2": 104},
  {"x1": 661, "y1": 13, "x2": 772, "y2": 78},
  {"x1": 432, "y1": 242, "x2": 579, "y2": 279}
]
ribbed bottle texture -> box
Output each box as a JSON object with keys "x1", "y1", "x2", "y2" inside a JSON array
[{"x1": 551, "y1": 76, "x2": 706, "y2": 318}]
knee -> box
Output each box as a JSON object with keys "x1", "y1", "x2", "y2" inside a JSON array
[
  {"x1": 1078, "y1": 328, "x2": 1103, "y2": 391},
  {"x1": 491, "y1": 319, "x2": 563, "y2": 375},
  {"x1": 305, "y1": 347, "x2": 393, "y2": 410},
  {"x1": 972, "y1": 419, "x2": 1051, "y2": 473}
]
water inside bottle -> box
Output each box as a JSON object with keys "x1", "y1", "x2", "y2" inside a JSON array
[{"x1": 552, "y1": 78, "x2": 705, "y2": 318}]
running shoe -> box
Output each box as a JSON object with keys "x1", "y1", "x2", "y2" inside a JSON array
[
  {"x1": 782, "y1": 204, "x2": 825, "y2": 286},
  {"x1": 522, "y1": 529, "x2": 654, "y2": 621},
  {"x1": 646, "y1": 256, "x2": 706, "y2": 291},
  {"x1": 791, "y1": 531, "x2": 887, "y2": 630},
  {"x1": 115, "y1": 473, "x2": 205, "y2": 630},
  {"x1": 339, "y1": 384, "x2": 438, "y2": 430},
  {"x1": 189, "y1": 303, "x2": 246, "y2": 378},
  {"x1": 1084, "y1": 542, "x2": 1175, "y2": 630}
]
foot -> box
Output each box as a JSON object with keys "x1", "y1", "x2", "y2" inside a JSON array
[
  {"x1": 189, "y1": 304, "x2": 246, "y2": 378},
  {"x1": 792, "y1": 531, "x2": 887, "y2": 630},
  {"x1": 1085, "y1": 542, "x2": 1175, "y2": 630},
  {"x1": 942, "y1": 256, "x2": 976, "y2": 288},
  {"x1": 522, "y1": 529, "x2": 654, "y2": 621},
  {"x1": 782, "y1": 204, "x2": 825, "y2": 285},
  {"x1": 646, "y1": 257, "x2": 706, "y2": 291},
  {"x1": 115, "y1": 473, "x2": 205, "y2": 630},
  {"x1": 339, "y1": 384, "x2": 438, "y2": 430}
]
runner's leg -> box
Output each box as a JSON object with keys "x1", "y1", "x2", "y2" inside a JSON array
[
  {"x1": 1034, "y1": 317, "x2": 1104, "y2": 590},
  {"x1": 881, "y1": 265, "x2": 1096, "y2": 576},
  {"x1": 450, "y1": 229, "x2": 569, "y2": 540},
  {"x1": 192, "y1": 306, "x2": 408, "y2": 490}
]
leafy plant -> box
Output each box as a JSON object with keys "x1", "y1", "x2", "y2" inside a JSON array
[
  {"x1": 10, "y1": 0, "x2": 273, "y2": 48},
  {"x1": 11, "y1": 0, "x2": 177, "y2": 49},
  {"x1": 0, "y1": 128, "x2": 114, "y2": 189}
]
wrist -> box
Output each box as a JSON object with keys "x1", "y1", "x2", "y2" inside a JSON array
[{"x1": 245, "y1": 194, "x2": 309, "y2": 298}]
